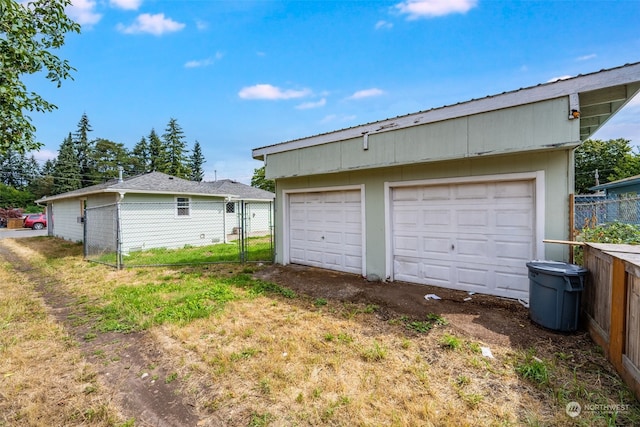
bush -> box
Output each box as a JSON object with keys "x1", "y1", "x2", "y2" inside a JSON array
[{"x1": 574, "y1": 222, "x2": 640, "y2": 264}]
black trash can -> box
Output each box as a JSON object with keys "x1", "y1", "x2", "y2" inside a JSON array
[{"x1": 526, "y1": 260, "x2": 588, "y2": 332}]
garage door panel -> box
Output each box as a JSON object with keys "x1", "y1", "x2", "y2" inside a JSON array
[
  {"x1": 422, "y1": 209, "x2": 453, "y2": 226},
  {"x1": 344, "y1": 232, "x2": 363, "y2": 246},
  {"x1": 495, "y1": 181, "x2": 533, "y2": 198},
  {"x1": 495, "y1": 240, "x2": 533, "y2": 261},
  {"x1": 495, "y1": 209, "x2": 532, "y2": 229},
  {"x1": 495, "y1": 271, "x2": 529, "y2": 299},
  {"x1": 456, "y1": 238, "x2": 489, "y2": 257},
  {"x1": 421, "y1": 262, "x2": 451, "y2": 283},
  {"x1": 422, "y1": 236, "x2": 451, "y2": 255},
  {"x1": 455, "y1": 183, "x2": 489, "y2": 199},
  {"x1": 289, "y1": 190, "x2": 363, "y2": 275},
  {"x1": 457, "y1": 267, "x2": 489, "y2": 288},
  {"x1": 392, "y1": 179, "x2": 535, "y2": 299},
  {"x1": 456, "y1": 210, "x2": 489, "y2": 227},
  {"x1": 421, "y1": 186, "x2": 451, "y2": 200}
]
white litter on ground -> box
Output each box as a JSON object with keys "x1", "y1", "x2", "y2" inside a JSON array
[
  {"x1": 424, "y1": 294, "x2": 441, "y2": 301},
  {"x1": 463, "y1": 297, "x2": 472, "y2": 301},
  {"x1": 481, "y1": 347, "x2": 495, "y2": 359}
]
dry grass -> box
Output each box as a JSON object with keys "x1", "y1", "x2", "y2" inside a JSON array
[
  {"x1": 1, "y1": 236, "x2": 639, "y2": 427},
  {"x1": 0, "y1": 241, "x2": 125, "y2": 427}
]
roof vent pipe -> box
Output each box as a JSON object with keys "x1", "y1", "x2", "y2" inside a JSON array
[{"x1": 118, "y1": 166, "x2": 124, "y2": 183}]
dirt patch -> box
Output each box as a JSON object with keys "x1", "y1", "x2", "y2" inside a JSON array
[
  {"x1": 0, "y1": 244, "x2": 201, "y2": 427},
  {"x1": 253, "y1": 264, "x2": 591, "y2": 349}
]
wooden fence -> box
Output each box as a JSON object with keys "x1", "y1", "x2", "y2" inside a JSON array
[{"x1": 583, "y1": 243, "x2": 640, "y2": 401}]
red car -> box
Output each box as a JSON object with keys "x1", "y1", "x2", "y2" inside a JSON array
[{"x1": 23, "y1": 213, "x2": 47, "y2": 230}]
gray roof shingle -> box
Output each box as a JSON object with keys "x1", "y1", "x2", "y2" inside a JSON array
[{"x1": 36, "y1": 172, "x2": 274, "y2": 203}]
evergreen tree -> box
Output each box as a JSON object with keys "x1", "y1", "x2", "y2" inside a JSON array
[
  {"x1": 162, "y1": 118, "x2": 189, "y2": 178},
  {"x1": 189, "y1": 141, "x2": 205, "y2": 182},
  {"x1": 92, "y1": 138, "x2": 129, "y2": 180},
  {"x1": 73, "y1": 113, "x2": 95, "y2": 187},
  {"x1": 0, "y1": 150, "x2": 28, "y2": 188},
  {"x1": 52, "y1": 133, "x2": 81, "y2": 194},
  {"x1": 148, "y1": 129, "x2": 167, "y2": 173},
  {"x1": 24, "y1": 155, "x2": 41, "y2": 189},
  {"x1": 30, "y1": 159, "x2": 55, "y2": 199},
  {"x1": 131, "y1": 136, "x2": 150, "y2": 175}
]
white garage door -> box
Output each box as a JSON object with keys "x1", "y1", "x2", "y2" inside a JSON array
[
  {"x1": 289, "y1": 190, "x2": 363, "y2": 274},
  {"x1": 392, "y1": 180, "x2": 535, "y2": 299}
]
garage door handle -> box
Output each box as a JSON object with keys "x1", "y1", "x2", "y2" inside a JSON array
[{"x1": 451, "y1": 244, "x2": 455, "y2": 250}]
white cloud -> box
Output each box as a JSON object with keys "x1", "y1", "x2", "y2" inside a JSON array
[
  {"x1": 117, "y1": 13, "x2": 185, "y2": 35},
  {"x1": 296, "y1": 98, "x2": 326, "y2": 110},
  {"x1": 577, "y1": 54, "x2": 597, "y2": 61},
  {"x1": 238, "y1": 84, "x2": 311, "y2": 100},
  {"x1": 67, "y1": 0, "x2": 102, "y2": 26},
  {"x1": 347, "y1": 88, "x2": 385, "y2": 100},
  {"x1": 395, "y1": 0, "x2": 477, "y2": 20},
  {"x1": 185, "y1": 52, "x2": 223, "y2": 68},
  {"x1": 546, "y1": 75, "x2": 573, "y2": 83},
  {"x1": 109, "y1": 0, "x2": 141, "y2": 10},
  {"x1": 31, "y1": 149, "x2": 57, "y2": 164},
  {"x1": 375, "y1": 20, "x2": 393, "y2": 30}
]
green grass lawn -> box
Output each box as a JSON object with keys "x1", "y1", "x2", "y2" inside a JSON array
[{"x1": 94, "y1": 236, "x2": 273, "y2": 267}]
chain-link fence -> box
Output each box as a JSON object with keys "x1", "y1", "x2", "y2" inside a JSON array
[
  {"x1": 575, "y1": 195, "x2": 640, "y2": 229},
  {"x1": 84, "y1": 200, "x2": 274, "y2": 268}
]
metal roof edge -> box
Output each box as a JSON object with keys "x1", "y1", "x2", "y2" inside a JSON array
[{"x1": 252, "y1": 62, "x2": 640, "y2": 160}]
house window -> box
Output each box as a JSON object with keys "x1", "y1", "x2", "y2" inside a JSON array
[
  {"x1": 226, "y1": 202, "x2": 235, "y2": 213},
  {"x1": 177, "y1": 197, "x2": 190, "y2": 216}
]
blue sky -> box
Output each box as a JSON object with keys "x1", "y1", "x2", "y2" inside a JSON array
[{"x1": 28, "y1": 0, "x2": 640, "y2": 184}]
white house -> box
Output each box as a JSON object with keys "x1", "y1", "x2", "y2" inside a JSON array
[{"x1": 36, "y1": 172, "x2": 275, "y2": 255}]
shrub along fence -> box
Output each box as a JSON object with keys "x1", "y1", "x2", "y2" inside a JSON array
[{"x1": 84, "y1": 200, "x2": 274, "y2": 268}]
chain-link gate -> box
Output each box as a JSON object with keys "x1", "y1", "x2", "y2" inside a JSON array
[
  {"x1": 574, "y1": 195, "x2": 640, "y2": 229},
  {"x1": 84, "y1": 200, "x2": 274, "y2": 268}
]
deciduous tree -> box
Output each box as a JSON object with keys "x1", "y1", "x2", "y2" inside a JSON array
[
  {"x1": 0, "y1": 0, "x2": 80, "y2": 154},
  {"x1": 574, "y1": 138, "x2": 638, "y2": 193},
  {"x1": 251, "y1": 166, "x2": 275, "y2": 193}
]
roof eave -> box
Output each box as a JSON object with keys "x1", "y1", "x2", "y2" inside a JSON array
[{"x1": 252, "y1": 62, "x2": 640, "y2": 160}]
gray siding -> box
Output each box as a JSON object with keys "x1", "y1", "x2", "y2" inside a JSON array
[{"x1": 265, "y1": 98, "x2": 577, "y2": 179}]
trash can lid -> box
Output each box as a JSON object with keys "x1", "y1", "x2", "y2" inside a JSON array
[{"x1": 526, "y1": 260, "x2": 588, "y2": 276}]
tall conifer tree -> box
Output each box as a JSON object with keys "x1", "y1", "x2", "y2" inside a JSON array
[
  {"x1": 162, "y1": 118, "x2": 189, "y2": 179},
  {"x1": 148, "y1": 129, "x2": 166, "y2": 173},
  {"x1": 52, "y1": 133, "x2": 81, "y2": 194},
  {"x1": 131, "y1": 136, "x2": 150, "y2": 175},
  {"x1": 189, "y1": 141, "x2": 205, "y2": 182},
  {"x1": 73, "y1": 113, "x2": 95, "y2": 187}
]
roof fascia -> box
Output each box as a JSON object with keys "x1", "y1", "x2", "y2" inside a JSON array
[
  {"x1": 36, "y1": 188, "x2": 236, "y2": 203},
  {"x1": 252, "y1": 62, "x2": 640, "y2": 160}
]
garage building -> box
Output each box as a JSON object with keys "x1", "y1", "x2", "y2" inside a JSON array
[{"x1": 252, "y1": 62, "x2": 640, "y2": 300}]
